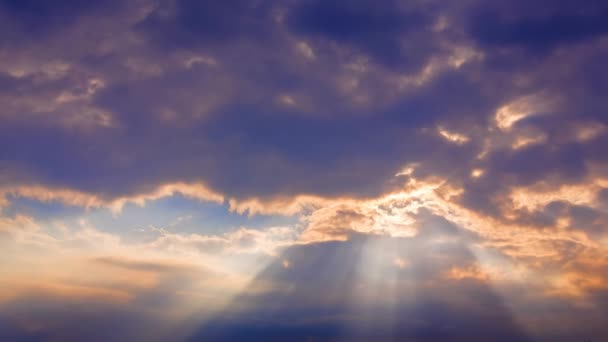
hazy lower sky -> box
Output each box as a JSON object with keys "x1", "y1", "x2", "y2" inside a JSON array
[{"x1": 1, "y1": 1, "x2": 608, "y2": 341}]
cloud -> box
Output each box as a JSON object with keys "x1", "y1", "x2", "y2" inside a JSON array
[
  {"x1": 0, "y1": 0, "x2": 606, "y2": 206},
  {"x1": 190, "y1": 233, "x2": 530, "y2": 341},
  {"x1": 1, "y1": 0, "x2": 608, "y2": 340},
  {"x1": 0, "y1": 182, "x2": 224, "y2": 214},
  {"x1": 468, "y1": 1, "x2": 608, "y2": 53},
  {"x1": 287, "y1": 0, "x2": 433, "y2": 69},
  {"x1": 0, "y1": 219, "x2": 258, "y2": 341},
  {"x1": 0, "y1": 0, "x2": 121, "y2": 36},
  {"x1": 2, "y1": 172, "x2": 608, "y2": 340},
  {"x1": 145, "y1": 225, "x2": 298, "y2": 257},
  {"x1": 0, "y1": 0, "x2": 476, "y2": 200}
]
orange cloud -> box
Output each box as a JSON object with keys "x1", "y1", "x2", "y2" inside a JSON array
[
  {"x1": 495, "y1": 93, "x2": 558, "y2": 131},
  {"x1": 445, "y1": 264, "x2": 490, "y2": 282},
  {"x1": 0, "y1": 182, "x2": 224, "y2": 214}
]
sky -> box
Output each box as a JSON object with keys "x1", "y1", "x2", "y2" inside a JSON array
[{"x1": 1, "y1": 0, "x2": 608, "y2": 341}]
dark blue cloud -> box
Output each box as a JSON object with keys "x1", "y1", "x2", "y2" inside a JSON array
[
  {"x1": 287, "y1": 0, "x2": 434, "y2": 70},
  {"x1": 0, "y1": 298, "x2": 171, "y2": 342},
  {"x1": 467, "y1": 0, "x2": 608, "y2": 55},
  {"x1": 0, "y1": 0, "x2": 607, "y2": 206},
  {"x1": 190, "y1": 229, "x2": 529, "y2": 341},
  {"x1": 0, "y1": 0, "x2": 120, "y2": 41},
  {"x1": 139, "y1": 0, "x2": 276, "y2": 48}
]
